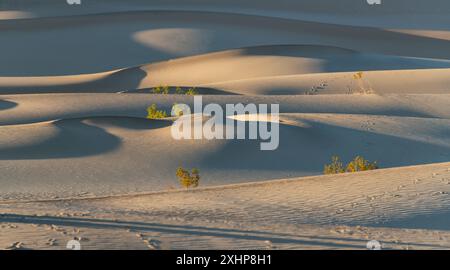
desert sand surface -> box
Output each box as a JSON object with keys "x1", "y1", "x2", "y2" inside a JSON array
[
  {"x1": 1, "y1": 162, "x2": 450, "y2": 250},
  {"x1": 1, "y1": 0, "x2": 449, "y2": 250}
]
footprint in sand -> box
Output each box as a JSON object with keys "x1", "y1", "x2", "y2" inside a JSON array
[{"x1": 144, "y1": 238, "x2": 161, "y2": 250}]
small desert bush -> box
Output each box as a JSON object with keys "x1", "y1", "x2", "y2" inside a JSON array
[
  {"x1": 152, "y1": 85, "x2": 198, "y2": 95},
  {"x1": 176, "y1": 167, "x2": 200, "y2": 188},
  {"x1": 175, "y1": 87, "x2": 198, "y2": 95},
  {"x1": 151, "y1": 85, "x2": 162, "y2": 94},
  {"x1": 353, "y1": 71, "x2": 364, "y2": 80},
  {"x1": 146, "y1": 104, "x2": 167, "y2": 119},
  {"x1": 324, "y1": 155, "x2": 378, "y2": 175},
  {"x1": 323, "y1": 156, "x2": 345, "y2": 175}
]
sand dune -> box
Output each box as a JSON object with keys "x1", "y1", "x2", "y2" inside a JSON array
[
  {"x1": 2, "y1": 45, "x2": 450, "y2": 94},
  {"x1": 2, "y1": 0, "x2": 450, "y2": 30},
  {"x1": 205, "y1": 68, "x2": 450, "y2": 95},
  {"x1": 136, "y1": 45, "x2": 450, "y2": 91},
  {"x1": 1, "y1": 94, "x2": 450, "y2": 125},
  {"x1": 0, "y1": 111, "x2": 449, "y2": 201}
]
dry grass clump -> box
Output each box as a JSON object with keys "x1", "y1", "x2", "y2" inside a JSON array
[{"x1": 184, "y1": 87, "x2": 198, "y2": 96}]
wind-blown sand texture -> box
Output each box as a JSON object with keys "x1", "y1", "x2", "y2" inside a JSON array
[{"x1": 0, "y1": 0, "x2": 449, "y2": 249}]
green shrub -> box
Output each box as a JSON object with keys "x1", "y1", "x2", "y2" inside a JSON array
[
  {"x1": 162, "y1": 85, "x2": 170, "y2": 94},
  {"x1": 146, "y1": 104, "x2": 167, "y2": 119},
  {"x1": 152, "y1": 85, "x2": 199, "y2": 95},
  {"x1": 176, "y1": 167, "x2": 200, "y2": 188},
  {"x1": 324, "y1": 155, "x2": 378, "y2": 175},
  {"x1": 185, "y1": 87, "x2": 198, "y2": 96},
  {"x1": 151, "y1": 85, "x2": 170, "y2": 94},
  {"x1": 151, "y1": 85, "x2": 162, "y2": 94},
  {"x1": 324, "y1": 156, "x2": 345, "y2": 175}
]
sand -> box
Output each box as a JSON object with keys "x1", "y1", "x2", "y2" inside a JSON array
[
  {"x1": 0, "y1": 0, "x2": 449, "y2": 250},
  {"x1": 1, "y1": 162, "x2": 449, "y2": 250}
]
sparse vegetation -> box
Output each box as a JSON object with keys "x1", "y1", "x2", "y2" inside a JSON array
[
  {"x1": 151, "y1": 85, "x2": 170, "y2": 94},
  {"x1": 146, "y1": 104, "x2": 167, "y2": 119},
  {"x1": 151, "y1": 85, "x2": 163, "y2": 94},
  {"x1": 349, "y1": 71, "x2": 374, "y2": 94},
  {"x1": 162, "y1": 85, "x2": 170, "y2": 94},
  {"x1": 176, "y1": 167, "x2": 200, "y2": 188},
  {"x1": 324, "y1": 155, "x2": 378, "y2": 175},
  {"x1": 151, "y1": 85, "x2": 199, "y2": 95},
  {"x1": 184, "y1": 87, "x2": 198, "y2": 96}
]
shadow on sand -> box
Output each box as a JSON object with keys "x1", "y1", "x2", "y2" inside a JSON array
[{"x1": 0, "y1": 117, "x2": 172, "y2": 160}]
